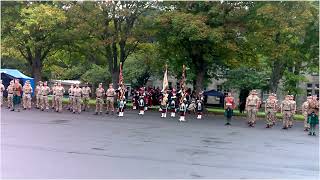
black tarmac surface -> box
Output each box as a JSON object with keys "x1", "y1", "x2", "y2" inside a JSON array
[{"x1": 1, "y1": 108, "x2": 319, "y2": 179}]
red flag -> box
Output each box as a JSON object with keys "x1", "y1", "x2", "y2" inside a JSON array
[{"x1": 119, "y1": 62, "x2": 123, "y2": 86}]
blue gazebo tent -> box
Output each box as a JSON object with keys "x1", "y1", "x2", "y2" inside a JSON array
[
  {"x1": 0, "y1": 69, "x2": 35, "y2": 97},
  {"x1": 203, "y1": 89, "x2": 225, "y2": 107}
]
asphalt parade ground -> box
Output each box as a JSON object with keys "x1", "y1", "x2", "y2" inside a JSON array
[{"x1": 1, "y1": 108, "x2": 319, "y2": 179}]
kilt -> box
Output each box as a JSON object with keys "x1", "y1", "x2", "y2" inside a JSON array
[
  {"x1": 308, "y1": 113, "x2": 319, "y2": 125},
  {"x1": 224, "y1": 108, "x2": 233, "y2": 118},
  {"x1": 13, "y1": 95, "x2": 21, "y2": 105}
]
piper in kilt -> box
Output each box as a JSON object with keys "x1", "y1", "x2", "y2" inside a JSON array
[
  {"x1": 138, "y1": 94, "x2": 145, "y2": 115},
  {"x1": 169, "y1": 89, "x2": 177, "y2": 117},
  {"x1": 307, "y1": 95, "x2": 319, "y2": 136},
  {"x1": 179, "y1": 98, "x2": 187, "y2": 122},
  {"x1": 160, "y1": 91, "x2": 169, "y2": 118}
]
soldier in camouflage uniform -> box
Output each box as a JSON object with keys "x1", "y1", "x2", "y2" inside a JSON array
[
  {"x1": 35, "y1": 81, "x2": 43, "y2": 109},
  {"x1": 302, "y1": 96, "x2": 312, "y2": 131},
  {"x1": 51, "y1": 82, "x2": 57, "y2": 109},
  {"x1": 55, "y1": 82, "x2": 65, "y2": 113},
  {"x1": 288, "y1": 95, "x2": 296, "y2": 128},
  {"x1": 6, "y1": 80, "x2": 14, "y2": 110},
  {"x1": 22, "y1": 80, "x2": 33, "y2": 110},
  {"x1": 105, "y1": 83, "x2": 115, "y2": 115},
  {"x1": 307, "y1": 95, "x2": 319, "y2": 136},
  {"x1": 281, "y1": 95, "x2": 292, "y2": 129},
  {"x1": 245, "y1": 90, "x2": 261, "y2": 127},
  {"x1": 73, "y1": 83, "x2": 82, "y2": 114},
  {"x1": 40, "y1": 81, "x2": 50, "y2": 111},
  {"x1": 68, "y1": 84, "x2": 74, "y2": 112},
  {"x1": 95, "y1": 83, "x2": 105, "y2": 115},
  {"x1": 264, "y1": 93, "x2": 277, "y2": 128},
  {"x1": 82, "y1": 83, "x2": 91, "y2": 111},
  {"x1": 0, "y1": 80, "x2": 5, "y2": 107}
]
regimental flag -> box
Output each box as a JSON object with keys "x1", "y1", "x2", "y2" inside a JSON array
[
  {"x1": 119, "y1": 62, "x2": 123, "y2": 86},
  {"x1": 181, "y1": 64, "x2": 186, "y2": 89},
  {"x1": 162, "y1": 64, "x2": 168, "y2": 92}
]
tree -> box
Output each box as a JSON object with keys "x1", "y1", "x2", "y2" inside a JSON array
[
  {"x1": 1, "y1": 2, "x2": 67, "y2": 83},
  {"x1": 246, "y1": 1, "x2": 318, "y2": 93},
  {"x1": 156, "y1": 2, "x2": 252, "y2": 94}
]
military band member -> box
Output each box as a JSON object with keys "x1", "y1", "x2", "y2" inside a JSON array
[
  {"x1": 35, "y1": 81, "x2": 43, "y2": 109},
  {"x1": 224, "y1": 92, "x2": 235, "y2": 125},
  {"x1": 288, "y1": 95, "x2": 296, "y2": 128},
  {"x1": 106, "y1": 83, "x2": 115, "y2": 115},
  {"x1": 138, "y1": 94, "x2": 145, "y2": 115},
  {"x1": 117, "y1": 84, "x2": 126, "y2": 117},
  {"x1": 12, "y1": 79, "x2": 23, "y2": 112},
  {"x1": 73, "y1": 83, "x2": 82, "y2": 114},
  {"x1": 55, "y1": 82, "x2": 65, "y2": 112},
  {"x1": 0, "y1": 80, "x2": 5, "y2": 107},
  {"x1": 7, "y1": 80, "x2": 14, "y2": 110},
  {"x1": 160, "y1": 91, "x2": 168, "y2": 118},
  {"x1": 307, "y1": 95, "x2": 319, "y2": 136},
  {"x1": 22, "y1": 80, "x2": 33, "y2": 110},
  {"x1": 68, "y1": 84, "x2": 74, "y2": 112},
  {"x1": 179, "y1": 98, "x2": 187, "y2": 122},
  {"x1": 132, "y1": 90, "x2": 139, "y2": 110},
  {"x1": 40, "y1": 81, "x2": 50, "y2": 111},
  {"x1": 265, "y1": 93, "x2": 277, "y2": 128},
  {"x1": 95, "y1": 83, "x2": 105, "y2": 115},
  {"x1": 245, "y1": 90, "x2": 261, "y2": 127},
  {"x1": 281, "y1": 95, "x2": 292, "y2": 129},
  {"x1": 196, "y1": 92, "x2": 204, "y2": 119},
  {"x1": 169, "y1": 89, "x2": 177, "y2": 117},
  {"x1": 302, "y1": 96, "x2": 312, "y2": 131},
  {"x1": 82, "y1": 83, "x2": 91, "y2": 112},
  {"x1": 51, "y1": 82, "x2": 57, "y2": 109}
]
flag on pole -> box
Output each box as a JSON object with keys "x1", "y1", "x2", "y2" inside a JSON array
[
  {"x1": 119, "y1": 62, "x2": 123, "y2": 86},
  {"x1": 181, "y1": 64, "x2": 186, "y2": 89},
  {"x1": 162, "y1": 64, "x2": 168, "y2": 92}
]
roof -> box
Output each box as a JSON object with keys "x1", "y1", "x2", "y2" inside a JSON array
[
  {"x1": 203, "y1": 89, "x2": 224, "y2": 97},
  {"x1": 0, "y1": 69, "x2": 33, "y2": 79}
]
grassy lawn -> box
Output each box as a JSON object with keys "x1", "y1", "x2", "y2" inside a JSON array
[{"x1": 48, "y1": 96, "x2": 304, "y2": 121}]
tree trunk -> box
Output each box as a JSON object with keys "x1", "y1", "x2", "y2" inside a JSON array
[
  {"x1": 31, "y1": 49, "x2": 42, "y2": 83},
  {"x1": 195, "y1": 70, "x2": 205, "y2": 95},
  {"x1": 269, "y1": 60, "x2": 285, "y2": 93}
]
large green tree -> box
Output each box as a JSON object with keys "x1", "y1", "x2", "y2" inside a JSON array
[
  {"x1": 156, "y1": 2, "x2": 252, "y2": 94},
  {"x1": 2, "y1": 2, "x2": 67, "y2": 82}
]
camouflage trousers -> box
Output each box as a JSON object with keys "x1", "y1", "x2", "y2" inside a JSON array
[
  {"x1": 282, "y1": 111, "x2": 292, "y2": 128},
  {"x1": 95, "y1": 97, "x2": 103, "y2": 113},
  {"x1": 82, "y1": 96, "x2": 90, "y2": 111},
  {"x1": 73, "y1": 96, "x2": 82, "y2": 113},
  {"x1": 265, "y1": 108, "x2": 276, "y2": 125},
  {"x1": 106, "y1": 97, "x2": 114, "y2": 112},
  {"x1": 303, "y1": 112, "x2": 310, "y2": 129},
  {"x1": 68, "y1": 96, "x2": 74, "y2": 110},
  {"x1": 22, "y1": 94, "x2": 32, "y2": 109},
  {"x1": 55, "y1": 95, "x2": 63, "y2": 112},
  {"x1": 40, "y1": 95, "x2": 49, "y2": 110},
  {"x1": 52, "y1": 95, "x2": 56, "y2": 108},
  {"x1": 36, "y1": 95, "x2": 41, "y2": 108},
  {"x1": 7, "y1": 94, "x2": 13, "y2": 109},
  {"x1": 247, "y1": 106, "x2": 258, "y2": 124},
  {"x1": 289, "y1": 111, "x2": 295, "y2": 126}
]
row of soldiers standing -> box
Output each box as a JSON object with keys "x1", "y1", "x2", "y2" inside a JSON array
[
  {"x1": 243, "y1": 89, "x2": 318, "y2": 135},
  {"x1": 33, "y1": 81, "x2": 124, "y2": 115}
]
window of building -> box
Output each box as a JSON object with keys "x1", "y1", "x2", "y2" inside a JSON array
[
  {"x1": 307, "y1": 89, "x2": 312, "y2": 96},
  {"x1": 217, "y1": 85, "x2": 222, "y2": 92},
  {"x1": 307, "y1": 83, "x2": 313, "y2": 88},
  {"x1": 315, "y1": 84, "x2": 319, "y2": 89},
  {"x1": 315, "y1": 90, "x2": 319, "y2": 97}
]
